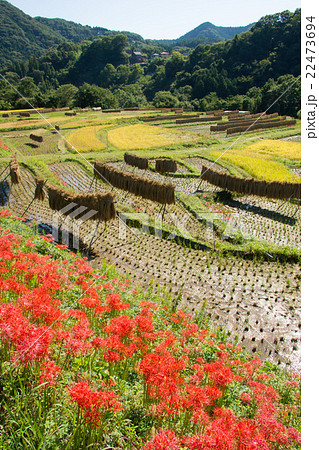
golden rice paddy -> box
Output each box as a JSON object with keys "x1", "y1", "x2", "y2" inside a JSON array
[
  {"x1": 67, "y1": 125, "x2": 107, "y2": 152},
  {"x1": 240, "y1": 139, "x2": 301, "y2": 161},
  {"x1": 107, "y1": 124, "x2": 199, "y2": 150}
]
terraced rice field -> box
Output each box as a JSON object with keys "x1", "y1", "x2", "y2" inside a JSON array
[
  {"x1": 0, "y1": 108, "x2": 301, "y2": 373},
  {"x1": 1, "y1": 129, "x2": 62, "y2": 156},
  {"x1": 66, "y1": 125, "x2": 108, "y2": 152},
  {"x1": 211, "y1": 152, "x2": 300, "y2": 182},
  {"x1": 239, "y1": 139, "x2": 301, "y2": 161},
  {"x1": 0, "y1": 164, "x2": 301, "y2": 371}
]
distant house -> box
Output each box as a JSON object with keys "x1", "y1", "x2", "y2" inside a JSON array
[
  {"x1": 160, "y1": 52, "x2": 170, "y2": 60},
  {"x1": 150, "y1": 52, "x2": 171, "y2": 61},
  {"x1": 131, "y1": 50, "x2": 148, "y2": 64}
]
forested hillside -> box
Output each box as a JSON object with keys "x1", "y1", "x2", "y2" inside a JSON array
[
  {"x1": 0, "y1": 0, "x2": 65, "y2": 66},
  {"x1": 0, "y1": 0, "x2": 254, "y2": 68},
  {"x1": 0, "y1": 7, "x2": 300, "y2": 117},
  {"x1": 0, "y1": 0, "x2": 141, "y2": 67}
]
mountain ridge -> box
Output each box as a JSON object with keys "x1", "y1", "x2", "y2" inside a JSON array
[
  {"x1": 0, "y1": 0, "x2": 254, "y2": 67},
  {"x1": 176, "y1": 21, "x2": 255, "y2": 44}
]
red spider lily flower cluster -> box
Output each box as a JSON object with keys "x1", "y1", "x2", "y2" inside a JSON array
[
  {"x1": 0, "y1": 211, "x2": 301, "y2": 446},
  {"x1": 39, "y1": 359, "x2": 61, "y2": 388},
  {"x1": 68, "y1": 381, "x2": 122, "y2": 426},
  {"x1": 0, "y1": 140, "x2": 9, "y2": 152}
]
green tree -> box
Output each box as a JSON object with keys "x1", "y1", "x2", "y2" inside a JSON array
[
  {"x1": 165, "y1": 51, "x2": 184, "y2": 80},
  {"x1": 260, "y1": 74, "x2": 300, "y2": 117},
  {"x1": 98, "y1": 63, "x2": 117, "y2": 88},
  {"x1": 153, "y1": 91, "x2": 179, "y2": 108},
  {"x1": 116, "y1": 65, "x2": 131, "y2": 85},
  {"x1": 54, "y1": 84, "x2": 78, "y2": 107},
  {"x1": 18, "y1": 76, "x2": 38, "y2": 97},
  {"x1": 74, "y1": 83, "x2": 118, "y2": 109}
]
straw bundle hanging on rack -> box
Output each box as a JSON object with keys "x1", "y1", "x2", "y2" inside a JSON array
[
  {"x1": 206, "y1": 110, "x2": 225, "y2": 115},
  {"x1": 102, "y1": 109, "x2": 121, "y2": 113},
  {"x1": 227, "y1": 112, "x2": 279, "y2": 123},
  {"x1": 124, "y1": 153, "x2": 149, "y2": 170},
  {"x1": 155, "y1": 158, "x2": 177, "y2": 173},
  {"x1": 143, "y1": 114, "x2": 198, "y2": 122},
  {"x1": 176, "y1": 116, "x2": 222, "y2": 124},
  {"x1": 226, "y1": 119, "x2": 296, "y2": 135},
  {"x1": 47, "y1": 185, "x2": 116, "y2": 221},
  {"x1": 34, "y1": 177, "x2": 46, "y2": 201},
  {"x1": 9, "y1": 154, "x2": 21, "y2": 184},
  {"x1": 94, "y1": 161, "x2": 175, "y2": 205},
  {"x1": 210, "y1": 117, "x2": 285, "y2": 132},
  {"x1": 201, "y1": 166, "x2": 301, "y2": 200}
]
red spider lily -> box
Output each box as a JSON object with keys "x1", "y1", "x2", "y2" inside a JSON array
[
  {"x1": 104, "y1": 292, "x2": 129, "y2": 313},
  {"x1": 249, "y1": 380, "x2": 280, "y2": 405},
  {"x1": 25, "y1": 238, "x2": 36, "y2": 248},
  {"x1": 287, "y1": 427, "x2": 301, "y2": 444},
  {"x1": 184, "y1": 384, "x2": 220, "y2": 410},
  {"x1": 64, "y1": 338, "x2": 92, "y2": 355},
  {"x1": 79, "y1": 296, "x2": 101, "y2": 308},
  {"x1": 54, "y1": 329, "x2": 71, "y2": 343},
  {"x1": 135, "y1": 314, "x2": 154, "y2": 334},
  {"x1": 240, "y1": 392, "x2": 252, "y2": 404},
  {"x1": 39, "y1": 360, "x2": 61, "y2": 388},
  {"x1": 182, "y1": 322, "x2": 199, "y2": 338},
  {"x1": 0, "y1": 303, "x2": 30, "y2": 344},
  {"x1": 203, "y1": 361, "x2": 235, "y2": 388},
  {"x1": 154, "y1": 393, "x2": 188, "y2": 416},
  {"x1": 285, "y1": 380, "x2": 299, "y2": 388},
  {"x1": 256, "y1": 408, "x2": 289, "y2": 446},
  {"x1": 13, "y1": 325, "x2": 54, "y2": 364},
  {"x1": 40, "y1": 234, "x2": 55, "y2": 242},
  {"x1": 71, "y1": 321, "x2": 93, "y2": 340},
  {"x1": 104, "y1": 314, "x2": 135, "y2": 337},
  {"x1": 140, "y1": 301, "x2": 158, "y2": 310},
  {"x1": 235, "y1": 420, "x2": 270, "y2": 450},
  {"x1": 0, "y1": 276, "x2": 29, "y2": 295},
  {"x1": 104, "y1": 350, "x2": 124, "y2": 362},
  {"x1": 191, "y1": 408, "x2": 211, "y2": 426},
  {"x1": 142, "y1": 430, "x2": 181, "y2": 450},
  {"x1": 0, "y1": 140, "x2": 9, "y2": 150},
  {"x1": 91, "y1": 336, "x2": 107, "y2": 349},
  {"x1": 68, "y1": 381, "x2": 122, "y2": 426},
  {"x1": 56, "y1": 243, "x2": 68, "y2": 249},
  {"x1": 17, "y1": 285, "x2": 63, "y2": 325},
  {"x1": 138, "y1": 350, "x2": 186, "y2": 399},
  {"x1": 0, "y1": 210, "x2": 12, "y2": 217}
]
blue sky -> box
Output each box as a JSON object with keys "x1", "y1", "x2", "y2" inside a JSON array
[{"x1": 8, "y1": 0, "x2": 301, "y2": 39}]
